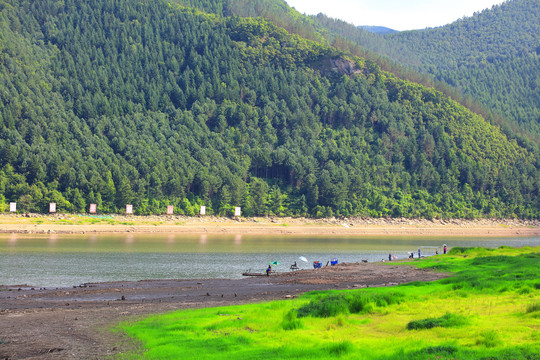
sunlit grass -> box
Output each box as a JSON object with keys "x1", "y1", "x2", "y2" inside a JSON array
[{"x1": 118, "y1": 246, "x2": 539, "y2": 359}]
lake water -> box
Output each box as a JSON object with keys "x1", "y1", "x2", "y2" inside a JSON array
[{"x1": 1, "y1": 233, "x2": 539, "y2": 288}]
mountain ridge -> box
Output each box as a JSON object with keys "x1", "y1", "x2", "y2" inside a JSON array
[
  {"x1": 175, "y1": 0, "x2": 538, "y2": 144},
  {"x1": 312, "y1": 0, "x2": 539, "y2": 136},
  {"x1": 0, "y1": 0, "x2": 538, "y2": 219}
]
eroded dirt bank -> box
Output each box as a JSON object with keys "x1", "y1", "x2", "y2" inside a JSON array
[
  {"x1": 1, "y1": 214, "x2": 538, "y2": 237},
  {"x1": 0, "y1": 262, "x2": 444, "y2": 359}
]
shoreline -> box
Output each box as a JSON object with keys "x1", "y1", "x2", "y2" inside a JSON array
[
  {"x1": 0, "y1": 214, "x2": 538, "y2": 237},
  {"x1": 0, "y1": 214, "x2": 540, "y2": 237},
  {"x1": 0, "y1": 261, "x2": 445, "y2": 359}
]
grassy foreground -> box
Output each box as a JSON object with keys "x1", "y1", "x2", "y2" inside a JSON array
[{"x1": 118, "y1": 247, "x2": 540, "y2": 359}]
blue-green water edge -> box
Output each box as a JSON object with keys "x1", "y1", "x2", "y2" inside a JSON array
[{"x1": 1, "y1": 234, "x2": 539, "y2": 288}]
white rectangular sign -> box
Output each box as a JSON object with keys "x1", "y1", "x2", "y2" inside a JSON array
[
  {"x1": 89, "y1": 203, "x2": 97, "y2": 213},
  {"x1": 9, "y1": 202, "x2": 16, "y2": 212},
  {"x1": 126, "y1": 204, "x2": 133, "y2": 214},
  {"x1": 200, "y1": 206, "x2": 206, "y2": 215},
  {"x1": 49, "y1": 203, "x2": 56, "y2": 213},
  {"x1": 167, "y1": 205, "x2": 174, "y2": 215},
  {"x1": 234, "y1": 207, "x2": 241, "y2": 217}
]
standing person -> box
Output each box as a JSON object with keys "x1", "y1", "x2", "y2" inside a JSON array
[
  {"x1": 443, "y1": 245, "x2": 447, "y2": 254},
  {"x1": 388, "y1": 253, "x2": 392, "y2": 261},
  {"x1": 418, "y1": 248, "x2": 421, "y2": 258},
  {"x1": 266, "y1": 265, "x2": 272, "y2": 276}
]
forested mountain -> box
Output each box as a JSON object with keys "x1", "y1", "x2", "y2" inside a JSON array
[
  {"x1": 0, "y1": 0, "x2": 538, "y2": 219},
  {"x1": 385, "y1": 0, "x2": 540, "y2": 136},
  {"x1": 311, "y1": 0, "x2": 540, "y2": 136},
  {"x1": 177, "y1": 0, "x2": 538, "y2": 139}
]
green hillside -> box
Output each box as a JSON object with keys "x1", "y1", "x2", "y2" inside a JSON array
[
  {"x1": 175, "y1": 0, "x2": 539, "y2": 142},
  {"x1": 0, "y1": 0, "x2": 538, "y2": 218},
  {"x1": 312, "y1": 0, "x2": 540, "y2": 136},
  {"x1": 388, "y1": 0, "x2": 539, "y2": 135}
]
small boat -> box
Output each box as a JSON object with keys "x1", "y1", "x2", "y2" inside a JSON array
[{"x1": 242, "y1": 268, "x2": 274, "y2": 276}]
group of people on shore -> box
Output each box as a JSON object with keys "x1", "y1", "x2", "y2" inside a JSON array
[
  {"x1": 388, "y1": 245, "x2": 447, "y2": 262},
  {"x1": 266, "y1": 245, "x2": 449, "y2": 274}
]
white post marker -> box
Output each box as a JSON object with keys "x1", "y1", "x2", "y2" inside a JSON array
[
  {"x1": 9, "y1": 202, "x2": 16, "y2": 212},
  {"x1": 200, "y1": 206, "x2": 206, "y2": 215},
  {"x1": 49, "y1": 203, "x2": 56, "y2": 213},
  {"x1": 126, "y1": 204, "x2": 133, "y2": 214},
  {"x1": 89, "y1": 203, "x2": 97, "y2": 213},
  {"x1": 234, "y1": 207, "x2": 241, "y2": 217},
  {"x1": 167, "y1": 205, "x2": 174, "y2": 215}
]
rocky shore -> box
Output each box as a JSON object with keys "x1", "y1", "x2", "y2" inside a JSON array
[{"x1": 0, "y1": 214, "x2": 538, "y2": 237}]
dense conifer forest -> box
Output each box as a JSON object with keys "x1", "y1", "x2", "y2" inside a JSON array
[
  {"x1": 310, "y1": 0, "x2": 540, "y2": 137},
  {"x1": 0, "y1": 0, "x2": 538, "y2": 218}
]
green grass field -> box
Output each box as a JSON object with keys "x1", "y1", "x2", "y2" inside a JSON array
[{"x1": 118, "y1": 246, "x2": 540, "y2": 359}]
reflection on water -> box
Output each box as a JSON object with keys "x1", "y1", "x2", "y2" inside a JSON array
[
  {"x1": 199, "y1": 234, "x2": 207, "y2": 245},
  {"x1": 234, "y1": 234, "x2": 242, "y2": 245},
  {"x1": 1, "y1": 234, "x2": 538, "y2": 288},
  {"x1": 8, "y1": 233, "x2": 17, "y2": 245},
  {"x1": 89, "y1": 235, "x2": 98, "y2": 244},
  {"x1": 125, "y1": 234, "x2": 134, "y2": 244},
  {"x1": 48, "y1": 235, "x2": 58, "y2": 245}
]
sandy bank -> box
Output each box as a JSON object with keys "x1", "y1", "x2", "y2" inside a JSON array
[{"x1": 0, "y1": 214, "x2": 538, "y2": 237}]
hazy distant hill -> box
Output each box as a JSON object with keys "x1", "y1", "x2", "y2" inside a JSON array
[
  {"x1": 0, "y1": 0, "x2": 538, "y2": 218},
  {"x1": 358, "y1": 26, "x2": 398, "y2": 35}
]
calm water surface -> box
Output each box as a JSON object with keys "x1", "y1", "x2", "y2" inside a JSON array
[{"x1": 1, "y1": 233, "x2": 539, "y2": 287}]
